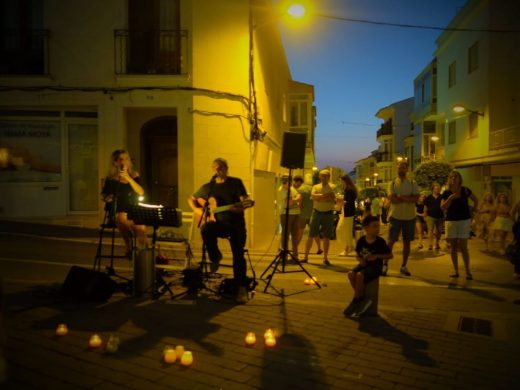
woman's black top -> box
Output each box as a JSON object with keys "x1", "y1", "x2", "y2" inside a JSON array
[
  {"x1": 344, "y1": 188, "x2": 357, "y2": 217},
  {"x1": 102, "y1": 177, "x2": 140, "y2": 213},
  {"x1": 441, "y1": 186, "x2": 472, "y2": 221}
]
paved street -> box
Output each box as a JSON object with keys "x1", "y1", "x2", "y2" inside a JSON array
[{"x1": 1, "y1": 224, "x2": 520, "y2": 389}]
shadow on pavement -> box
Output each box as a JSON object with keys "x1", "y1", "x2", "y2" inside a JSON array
[
  {"x1": 7, "y1": 285, "x2": 238, "y2": 357},
  {"x1": 414, "y1": 276, "x2": 508, "y2": 302},
  {"x1": 261, "y1": 333, "x2": 326, "y2": 389},
  {"x1": 260, "y1": 293, "x2": 326, "y2": 389},
  {"x1": 356, "y1": 316, "x2": 437, "y2": 367}
]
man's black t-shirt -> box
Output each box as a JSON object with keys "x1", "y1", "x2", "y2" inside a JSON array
[
  {"x1": 424, "y1": 194, "x2": 444, "y2": 219},
  {"x1": 193, "y1": 176, "x2": 247, "y2": 223},
  {"x1": 441, "y1": 187, "x2": 472, "y2": 221},
  {"x1": 355, "y1": 235, "x2": 391, "y2": 269}
]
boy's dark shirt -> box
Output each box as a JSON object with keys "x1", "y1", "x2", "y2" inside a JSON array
[
  {"x1": 424, "y1": 194, "x2": 443, "y2": 219},
  {"x1": 193, "y1": 177, "x2": 247, "y2": 223},
  {"x1": 355, "y1": 235, "x2": 391, "y2": 269}
]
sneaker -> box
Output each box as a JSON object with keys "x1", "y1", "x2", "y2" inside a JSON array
[
  {"x1": 339, "y1": 251, "x2": 347, "y2": 256},
  {"x1": 210, "y1": 252, "x2": 223, "y2": 273},
  {"x1": 449, "y1": 273, "x2": 460, "y2": 278},
  {"x1": 235, "y1": 286, "x2": 248, "y2": 304},
  {"x1": 381, "y1": 264, "x2": 388, "y2": 276},
  {"x1": 418, "y1": 244, "x2": 423, "y2": 250},
  {"x1": 466, "y1": 273, "x2": 473, "y2": 280},
  {"x1": 316, "y1": 249, "x2": 323, "y2": 255},
  {"x1": 428, "y1": 245, "x2": 433, "y2": 251},
  {"x1": 435, "y1": 245, "x2": 441, "y2": 250},
  {"x1": 400, "y1": 266, "x2": 411, "y2": 276},
  {"x1": 352, "y1": 297, "x2": 373, "y2": 317},
  {"x1": 343, "y1": 300, "x2": 357, "y2": 317},
  {"x1": 323, "y1": 259, "x2": 331, "y2": 266}
]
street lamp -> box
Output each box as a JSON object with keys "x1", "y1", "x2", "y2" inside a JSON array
[
  {"x1": 287, "y1": 3, "x2": 306, "y2": 19},
  {"x1": 365, "y1": 177, "x2": 370, "y2": 188},
  {"x1": 452, "y1": 104, "x2": 484, "y2": 117},
  {"x1": 373, "y1": 172, "x2": 379, "y2": 186}
]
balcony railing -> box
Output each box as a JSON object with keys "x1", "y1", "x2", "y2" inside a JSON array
[
  {"x1": 114, "y1": 29, "x2": 188, "y2": 75},
  {"x1": 376, "y1": 122, "x2": 393, "y2": 138},
  {"x1": 0, "y1": 29, "x2": 50, "y2": 75},
  {"x1": 490, "y1": 125, "x2": 520, "y2": 150}
]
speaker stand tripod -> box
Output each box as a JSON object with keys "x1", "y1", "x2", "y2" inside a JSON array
[{"x1": 261, "y1": 169, "x2": 321, "y2": 297}]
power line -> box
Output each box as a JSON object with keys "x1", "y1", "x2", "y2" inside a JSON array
[{"x1": 315, "y1": 13, "x2": 520, "y2": 33}]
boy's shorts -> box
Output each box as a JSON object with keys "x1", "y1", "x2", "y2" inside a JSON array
[{"x1": 352, "y1": 264, "x2": 382, "y2": 284}]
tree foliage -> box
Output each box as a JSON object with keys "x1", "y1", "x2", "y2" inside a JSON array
[{"x1": 413, "y1": 161, "x2": 453, "y2": 190}]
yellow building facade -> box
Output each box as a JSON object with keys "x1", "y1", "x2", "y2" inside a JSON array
[{"x1": 0, "y1": 0, "x2": 316, "y2": 250}]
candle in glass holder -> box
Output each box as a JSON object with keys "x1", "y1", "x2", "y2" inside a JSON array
[
  {"x1": 55, "y1": 323, "x2": 68, "y2": 337},
  {"x1": 89, "y1": 334, "x2": 102, "y2": 348},
  {"x1": 175, "y1": 345, "x2": 185, "y2": 359},
  {"x1": 244, "y1": 332, "x2": 256, "y2": 345},
  {"x1": 265, "y1": 336, "x2": 276, "y2": 347},
  {"x1": 163, "y1": 347, "x2": 177, "y2": 364},
  {"x1": 180, "y1": 351, "x2": 193, "y2": 366},
  {"x1": 304, "y1": 278, "x2": 310, "y2": 285}
]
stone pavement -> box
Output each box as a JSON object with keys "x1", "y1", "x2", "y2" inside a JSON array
[{"x1": 1, "y1": 225, "x2": 520, "y2": 389}]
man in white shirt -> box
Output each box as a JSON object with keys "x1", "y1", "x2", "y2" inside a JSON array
[
  {"x1": 277, "y1": 175, "x2": 302, "y2": 259},
  {"x1": 385, "y1": 161, "x2": 420, "y2": 276},
  {"x1": 303, "y1": 170, "x2": 337, "y2": 265}
]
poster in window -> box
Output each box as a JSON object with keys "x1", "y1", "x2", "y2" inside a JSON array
[{"x1": 0, "y1": 120, "x2": 61, "y2": 182}]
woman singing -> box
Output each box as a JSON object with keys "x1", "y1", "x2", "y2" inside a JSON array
[{"x1": 101, "y1": 149, "x2": 148, "y2": 257}]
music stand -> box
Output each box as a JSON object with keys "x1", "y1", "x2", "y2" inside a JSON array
[
  {"x1": 261, "y1": 169, "x2": 321, "y2": 296},
  {"x1": 128, "y1": 204, "x2": 184, "y2": 299}
]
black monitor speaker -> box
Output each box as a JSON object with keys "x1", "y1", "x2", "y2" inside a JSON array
[{"x1": 280, "y1": 132, "x2": 306, "y2": 169}]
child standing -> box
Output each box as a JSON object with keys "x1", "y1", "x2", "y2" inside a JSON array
[{"x1": 344, "y1": 215, "x2": 393, "y2": 317}]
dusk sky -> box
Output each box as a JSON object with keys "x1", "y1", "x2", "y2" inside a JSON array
[{"x1": 277, "y1": 0, "x2": 467, "y2": 172}]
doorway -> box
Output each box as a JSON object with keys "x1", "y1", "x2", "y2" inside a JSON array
[{"x1": 141, "y1": 116, "x2": 178, "y2": 207}]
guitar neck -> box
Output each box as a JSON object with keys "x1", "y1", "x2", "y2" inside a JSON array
[{"x1": 213, "y1": 204, "x2": 233, "y2": 214}]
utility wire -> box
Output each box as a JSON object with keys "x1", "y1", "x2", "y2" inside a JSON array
[{"x1": 315, "y1": 13, "x2": 520, "y2": 33}]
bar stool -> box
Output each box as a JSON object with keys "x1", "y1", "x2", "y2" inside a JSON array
[{"x1": 93, "y1": 209, "x2": 128, "y2": 277}]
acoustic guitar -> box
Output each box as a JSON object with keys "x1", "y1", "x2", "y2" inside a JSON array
[{"x1": 194, "y1": 197, "x2": 255, "y2": 227}]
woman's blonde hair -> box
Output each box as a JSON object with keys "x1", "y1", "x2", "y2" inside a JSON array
[
  {"x1": 496, "y1": 192, "x2": 510, "y2": 205},
  {"x1": 447, "y1": 170, "x2": 463, "y2": 190},
  {"x1": 107, "y1": 149, "x2": 137, "y2": 179},
  {"x1": 482, "y1": 192, "x2": 495, "y2": 205}
]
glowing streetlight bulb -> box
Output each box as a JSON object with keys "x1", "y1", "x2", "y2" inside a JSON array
[
  {"x1": 287, "y1": 4, "x2": 306, "y2": 19},
  {"x1": 431, "y1": 136, "x2": 439, "y2": 142},
  {"x1": 452, "y1": 105, "x2": 466, "y2": 113}
]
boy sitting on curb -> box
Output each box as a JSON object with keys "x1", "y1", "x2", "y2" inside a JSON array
[{"x1": 344, "y1": 215, "x2": 392, "y2": 317}]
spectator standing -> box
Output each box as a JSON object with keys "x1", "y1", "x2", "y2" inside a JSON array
[
  {"x1": 303, "y1": 170, "x2": 337, "y2": 265},
  {"x1": 441, "y1": 171, "x2": 478, "y2": 280},
  {"x1": 415, "y1": 193, "x2": 426, "y2": 249},
  {"x1": 384, "y1": 161, "x2": 420, "y2": 276},
  {"x1": 371, "y1": 194, "x2": 381, "y2": 221},
  {"x1": 277, "y1": 175, "x2": 302, "y2": 259},
  {"x1": 493, "y1": 193, "x2": 513, "y2": 255},
  {"x1": 338, "y1": 174, "x2": 358, "y2": 256},
  {"x1": 476, "y1": 192, "x2": 496, "y2": 251},
  {"x1": 424, "y1": 183, "x2": 444, "y2": 251},
  {"x1": 292, "y1": 175, "x2": 323, "y2": 255}
]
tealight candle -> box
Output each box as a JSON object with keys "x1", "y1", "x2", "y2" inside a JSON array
[
  {"x1": 264, "y1": 329, "x2": 274, "y2": 339},
  {"x1": 56, "y1": 323, "x2": 68, "y2": 337},
  {"x1": 163, "y1": 347, "x2": 177, "y2": 364},
  {"x1": 175, "y1": 345, "x2": 185, "y2": 359},
  {"x1": 105, "y1": 334, "x2": 120, "y2": 354},
  {"x1": 304, "y1": 278, "x2": 311, "y2": 285},
  {"x1": 180, "y1": 351, "x2": 193, "y2": 366},
  {"x1": 89, "y1": 334, "x2": 102, "y2": 348},
  {"x1": 245, "y1": 332, "x2": 256, "y2": 345},
  {"x1": 265, "y1": 336, "x2": 276, "y2": 347}
]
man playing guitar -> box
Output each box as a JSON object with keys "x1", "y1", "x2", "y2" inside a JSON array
[{"x1": 188, "y1": 157, "x2": 253, "y2": 303}]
